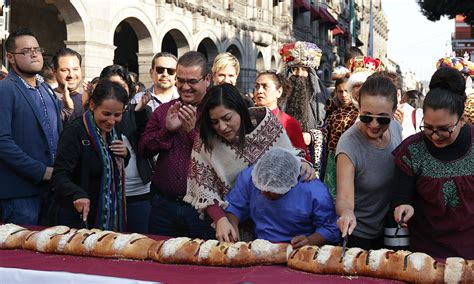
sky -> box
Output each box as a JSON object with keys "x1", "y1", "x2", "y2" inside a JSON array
[{"x1": 383, "y1": 0, "x2": 454, "y2": 82}]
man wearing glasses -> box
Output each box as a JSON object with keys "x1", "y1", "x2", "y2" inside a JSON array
[
  {"x1": 0, "y1": 27, "x2": 61, "y2": 225},
  {"x1": 132, "y1": 52, "x2": 179, "y2": 112},
  {"x1": 139, "y1": 51, "x2": 214, "y2": 239}
]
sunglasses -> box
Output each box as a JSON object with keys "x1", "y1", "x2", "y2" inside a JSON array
[
  {"x1": 155, "y1": 66, "x2": 176, "y2": 76},
  {"x1": 359, "y1": 115, "x2": 392, "y2": 125}
]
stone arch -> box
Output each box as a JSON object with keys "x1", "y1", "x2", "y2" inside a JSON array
[
  {"x1": 270, "y1": 55, "x2": 278, "y2": 71},
  {"x1": 158, "y1": 20, "x2": 193, "y2": 57},
  {"x1": 110, "y1": 17, "x2": 153, "y2": 81},
  {"x1": 223, "y1": 38, "x2": 245, "y2": 62},
  {"x1": 9, "y1": 0, "x2": 68, "y2": 58},
  {"x1": 197, "y1": 38, "x2": 219, "y2": 64},
  {"x1": 161, "y1": 29, "x2": 190, "y2": 58},
  {"x1": 110, "y1": 7, "x2": 156, "y2": 51},
  {"x1": 256, "y1": 52, "x2": 265, "y2": 72},
  {"x1": 51, "y1": 0, "x2": 88, "y2": 42},
  {"x1": 225, "y1": 44, "x2": 243, "y2": 63},
  {"x1": 194, "y1": 30, "x2": 221, "y2": 52}
]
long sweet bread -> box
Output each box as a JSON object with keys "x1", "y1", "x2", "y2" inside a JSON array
[
  {"x1": 444, "y1": 257, "x2": 474, "y2": 284},
  {"x1": 0, "y1": 223, "x2": 32, "y2": 249},
  {"x1": 23, "y1": 225, "x2": 71, "y2": 252},
  {"x1": 289, "y1": 245, "x2": 446, "y2": 283},
  {"x1": 148, "y1": 237, "x2": 291, "y2": 267}
]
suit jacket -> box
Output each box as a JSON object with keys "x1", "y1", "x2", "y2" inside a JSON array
[{"x1": 0, "y1": 71, "x2": 62, "y2": 199}]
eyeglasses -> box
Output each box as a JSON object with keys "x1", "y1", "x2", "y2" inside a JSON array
[
  {"x1": 359, "y1": 114, "x2": 392, "y2": 125},
  {"x1": 155, "y1": 66, "x2": 176, "y2": 76},
  {"x1": 176, "y1": 76, "x2": 205, "y2": 86},
  {"x1": 420, "y1": 118, "x2": 460, "y2": 139},
  {"x1": 9, "y1": 47, "x2": 45, "y2": 56}
]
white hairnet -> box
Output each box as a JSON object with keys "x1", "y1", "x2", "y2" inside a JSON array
[{"x1": 251, "y1": 147, "x2": 301, "y2": 195}]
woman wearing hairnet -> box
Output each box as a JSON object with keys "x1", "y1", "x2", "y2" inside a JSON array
[{"x1": 225, "y1": 147, "x2": 339, "y2": 248}]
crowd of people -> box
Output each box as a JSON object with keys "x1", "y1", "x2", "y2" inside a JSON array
[{"x1": 1, "y1": 26, "x2": 473, "y2": 259}]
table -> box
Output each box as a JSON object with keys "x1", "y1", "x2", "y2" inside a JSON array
[
  {"x1": 0, "y1": 249, "x2": 403, "y2": 284},
  {"x1": 0, "y1": 246, "x2": 403, "y2": 283}
]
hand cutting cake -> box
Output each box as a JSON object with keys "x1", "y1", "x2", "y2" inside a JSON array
[{"x1": 0, "y1": 223, "x2": 32, "y2": 249}]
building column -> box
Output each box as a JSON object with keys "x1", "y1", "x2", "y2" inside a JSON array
[
  {"x1": 66, "y1": 40, "x2": 115, "y2": 80},
  {"x1": 137, "y1": 52, "x2": 155, "y2": 87}
]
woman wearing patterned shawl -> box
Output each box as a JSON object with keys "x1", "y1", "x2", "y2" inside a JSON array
[
  {"x1": 184, "y1": 83, "x2": 316, "y2": 242},
  {"x1": 392, "y1": 67, "x2": 474, "y2": 259},
  {"x1": 52, "y1": 80, "x2": 130, "y2": 231}
]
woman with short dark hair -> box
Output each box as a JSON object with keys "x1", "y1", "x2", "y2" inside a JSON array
[{"x1": 392, "y1": 67, "x2": 474, "y2": 259}]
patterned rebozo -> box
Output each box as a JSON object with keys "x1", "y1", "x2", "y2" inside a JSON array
[{"x1": 184, "y1": 107, "x2": 303, "y2": 212}]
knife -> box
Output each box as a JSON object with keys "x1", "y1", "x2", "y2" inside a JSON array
[
  {"x1": 340, "y1": 235, "x2": 348, "y2": 262},
  {"x1": 394, "y1": 212, "x2": 406, "y2": 237},
  {"x1": 80, "y1": 212, "x2": 89, "y2": 230}
]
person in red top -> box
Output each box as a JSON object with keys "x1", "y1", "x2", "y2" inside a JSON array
[{"x1": 253, "y1": 71, "x2": 310, "y2": 161}]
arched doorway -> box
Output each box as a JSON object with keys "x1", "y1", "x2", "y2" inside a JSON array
[
  {"x1": 161, "y1": 29, "x2": 189, "y2": 58},
  {"x1": 256, "y1": 52, "x2": 264, "y2": 72},
  {"x1": 197, "y1": 38, "x2": 218, "y2": 64},
  {"x1": 197, "y1": 38, "x2": 218, "y2": 74},
  {"x1": 9, "y1": 0, "x2": 66, "y2": 59},
  {"x1": 271, "y1": 56, "x2": 277, "y2": 71},
  {"x1": 226, "y1": 44, "x2": 244, "y2": 91},
  {"x1": 226, "y1": 44, "x2": 242, "y2": 63},
  {"x1": 114, "y1": 21, "x2": 138, "y2": 74},
  {"x1": 112, "y1": 17, "x2": 153, "y2": 83}
]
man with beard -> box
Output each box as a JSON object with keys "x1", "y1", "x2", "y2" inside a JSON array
[
  {"x1": 0, "y1": 27, "x2": 61, "y2": 225},
  {"x1": 279, "y1": 41, "x2": 330, "y2": 175},
  {"x1": 132, "y1": 52, "x2": 179, "y2": 112},
  {"x1": 53, "y1": 47, "x2": 84, "y2": 124}
]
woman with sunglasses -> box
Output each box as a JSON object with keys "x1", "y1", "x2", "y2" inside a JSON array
[
  {"x1": 253, "y1": 71, "x2": 309, "y2": 160},
  {"x1": 392, "y1": 67, "x2": 474, "y2": 259},
  {"x1": 335, "y1": 75, "x2": 402, "y2": 250},
  {"x1": 184, "y1": 83, "x2": 316, "y2": 242}
]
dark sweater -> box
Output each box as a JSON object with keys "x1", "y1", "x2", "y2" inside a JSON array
[{"x1": 52, "y1": 116, "x2": 130, "y2": 205}]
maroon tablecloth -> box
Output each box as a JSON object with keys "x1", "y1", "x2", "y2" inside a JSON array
[
  {"x1": 0, "y1": 248, "x2": 404, "y2": 283},
  {"x1": 0, "y1": 225, "x2": 403, "y2": 283}
]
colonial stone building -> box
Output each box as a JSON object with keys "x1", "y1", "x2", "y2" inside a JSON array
[
  {"x1": 1, "y1": 0, "x2": 389, "y2": 91},
  {"x1": 3, "y1": 0, "x2": 296, "y2": 92},
  {"x1": 355, "y1": 0, "x2": 388, "y2": 61}
]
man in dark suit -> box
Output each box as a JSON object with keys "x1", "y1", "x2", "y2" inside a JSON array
[{"x1": 0, "y1": 27, "x2": 62, "y2": 225}]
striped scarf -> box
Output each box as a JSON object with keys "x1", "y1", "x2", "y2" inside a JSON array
[{"x1": 83, "y1": 111, "x2": 126, "y2": 231}]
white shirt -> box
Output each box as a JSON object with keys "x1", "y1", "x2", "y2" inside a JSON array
[{"x1": 131, "y1": 85, "x2": 179, "y2": 112}]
